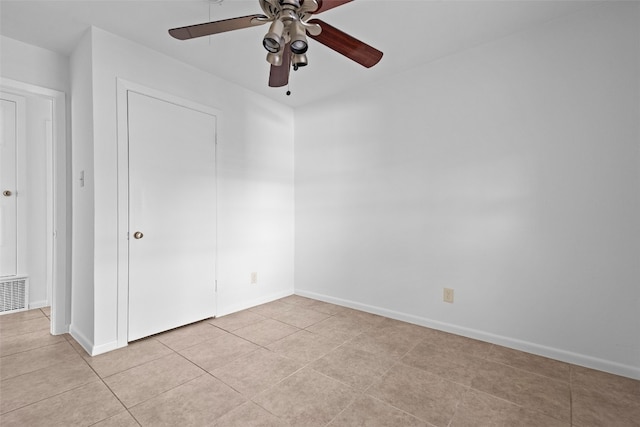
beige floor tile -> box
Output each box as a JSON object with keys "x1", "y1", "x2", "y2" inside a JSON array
[
  {"x1": 572, "y1": 385, "x2": 640, "y2": 427},
  {"x1": 0, "y1": 381, "x2": 124, "y2": 427},
  {"x1": 487, "y1": 345, "x2": 571, "y2": 382},
  {"x1": 304, "y1": 300, "x2": 349, "y2": 315},
  {"x1": 0, "y1": 308, "x2": 46, "y2": 324},
  {"x1": 233, "y1": 318, "x2": 299, "y2": 346},
  {"x1": 366, "y1": 363, "x2": 467, "y2": 426},
  {"x1": 0, "y1": 358, "x2": 99, "y2": 414},
  {"x1": 571, "y1": 365, "x2": 640, "y2": 397},
  {"x1": 155, "y1": 320, "x2": 226, "y2": 351},
  {"x1": 471, "y1": 360, "x2": 570, "y2": 423},
  {"x1": 2, "y1": 296, "x2": 638, "y2": 427},
  {"x1": 92, "y1": 410, "x2": 140, "y2": 426},
  {"x1": 209, "y1": 310, "x2": 266, "y2": 332},
  {"x1": 248, "y1": 300, "x2": 295, "y2": 317},
  {"x1": 450, "y1": 388, "x2": 569, "y2": 427},
  {"x1": 104, "y1": 353, "x2": 205, "y2": 408},
  {"x1": 0, "y1": 316, "x2": 50, "y2": 338},
  {"x1": 253, "y1": 367, "x2": 358, "y2": 427},
  {"x1": 271, "y1": 305, "x2": 331, "y2": 329},
  {"x1": 212, "y1": 348, "x2": 302, "y2": 397},
  {"x1": 40, "y1": 306, "x2": 51, "y2": 317},
  {"x1": 346, "y1": 327, "x2": 420, "y2": 359},
  {"x1": 371, "y1": 318, "x2": 433, "y2": 341},
  {"x1": 0, "y1": 340, "x2": 79, "y2": 380},
  {"x1": 266, "y1": 330, "x2": 341, "y2": 364},
  {"x1": 423, "y1": 331, "x2": 493, "y2": 358},
  {"x1": 328, "y1": 394, "x2": 431, "y2": 426},
  {"x1": 401, "y1": 340, "x2": 487, "y2": 385},
  {"x1": 214, "y1": 401, "x2": 289, "y2": 426},
  {"x1": 84, "y1": 338, "x2": 173, "y2": 378},
  {"x1": 306, "y1": 315, "x2": 370, "y2": 343},
  {"x1": 280, "y1": 295, "x2": 317, "y2": 307},
  {"x1": 179, "y1": 332, "x2": 259, "y2": 372},
  {"x1": 335, "y1": 308, "x2": 385, "y2": 329},
  {"x1": 311, "y1": 344, "x2": 396, "y2": 390},
  {"x1": 0, "y1": 329, "x2": 66, "y2": 357},
  {"x1": 130, "y1": 374, "x2": 246, "y2": 426}
]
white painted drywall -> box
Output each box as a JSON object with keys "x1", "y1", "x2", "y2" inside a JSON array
[
  {"x1": 71, "y1": 27, "x2": 294, "y2": 353},
  {"x1": 22, "y1": 94, "x2": 52, "y2": 307},
  {"x1": 0, "y1": 36, "x2": 70, "y2": 92},
  {"x1": 295, "y1": 3, "x2": 640, "y2": 378},
  {"x1": 69, "y1": 31, "x2": 96, "y2": 348}
]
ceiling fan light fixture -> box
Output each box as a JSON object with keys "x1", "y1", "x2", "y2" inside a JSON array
[
  {"x1": 263, "y1": 19, "x2": 285, "y2": 53},
  {"x1": 289, "y1": 22, "x2": 308, "y2": 54},
  {"x1": 266, "y1": 51, "x2": 283, "y2": 66},
  {"x1": 292, "y1": 53, "x2": 308, "y2": 70}
]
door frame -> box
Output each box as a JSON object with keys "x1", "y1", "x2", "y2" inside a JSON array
[
  {"x1": 0, "y1": 78, "x2": 68, "y2": 335},
  {"x1": 116, "y1": 79, "x2": 219, "y2": 348}
]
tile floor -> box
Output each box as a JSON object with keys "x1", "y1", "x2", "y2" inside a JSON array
[{"x1": 0, "y1": 295, "x2": 639, "y2": 426}]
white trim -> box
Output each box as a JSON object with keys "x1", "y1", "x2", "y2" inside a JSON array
[
  {"x1": 68, "y1": 324, "x2": 92, "y2": 355},
  {"x1": 45, "y1": 119, "x2": 53, "y2": 308},
  {"x1": 0, "y1": 77, "x2": 68, "y2": 335},
  {"x1": 116, "y1": 78, "x2": 221, "y2": 349},
  {"x1": 295, "y1": 289, "x2": 640, "y2": 380},
  {"x1": 29, "y1": 299, "x2": 49, "y2": 309},
  {"x1": 91, "y1": 340, "x2": 120, "y2": 356}
]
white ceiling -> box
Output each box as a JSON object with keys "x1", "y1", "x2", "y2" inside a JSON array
[{"x1": 0, "y1": 0, "x2": 596, "y2": 107}]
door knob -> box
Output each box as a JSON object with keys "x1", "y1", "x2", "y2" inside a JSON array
[
  {"x1": 133, "y1": 231, "x2": 144, "y2": 239},
  {"x1": 2, "y1": 190, "x2": 12, "y2": 197}
]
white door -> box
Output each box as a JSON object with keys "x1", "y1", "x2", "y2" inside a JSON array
[
  {"x1": 127, "y1": 91, "x2": 217, "y2": 341},
  {"x1": 0, "y1": 98, "x2": 18, "y2": 277}
]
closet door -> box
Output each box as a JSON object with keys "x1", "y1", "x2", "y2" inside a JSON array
[
  {"x1": 0, "y1": 97, "x2": 18, "y2": 277},
  {"x1": 127, "y1": 91, "x2": 216, "y2": 341}
]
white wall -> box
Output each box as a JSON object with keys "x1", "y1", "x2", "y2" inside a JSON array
[
  {"x1": 22, "y1": 94, "x2": 52, "y2": 307},
  {"x1": 0, "y1": 36, "x2": 70, "y2": 92},
  {"x1": 294, "y1": 3, "x2": 640, "y2": 378},
  {"x1": 69, "y1": 31, "x2": 95, "y2": 346},
  {"x1": 71, "y1": 27, "x2": 294, "y2": 353}
]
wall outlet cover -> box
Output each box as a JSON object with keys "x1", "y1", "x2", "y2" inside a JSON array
[{"x1": 443, "y1": 288, "x2": 454, "y2": 303}]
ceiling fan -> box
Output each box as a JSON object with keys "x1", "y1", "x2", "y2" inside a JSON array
[{"x1": 169, "y1": 0, "x2": 383, "y2": 88}]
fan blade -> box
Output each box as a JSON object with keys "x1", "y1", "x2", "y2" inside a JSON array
[
  {"x1": 169, "y1": 14, "x2": 268, "y2": 40},
  {"x1": 269, "y1": 44, "x2": 292, "y2": 87},
  {"x1": 313, "y1": 0, "x2": 354, "y2": 14},
  {"x1": 307, "y1": 19, "x2": 382, "y2": 68}
]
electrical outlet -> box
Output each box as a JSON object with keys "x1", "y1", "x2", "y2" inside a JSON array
[
  {"x1": 443, "y1": 288, "x2": 454, "y2": 303},
  {"x1": 250, "y1": 272, "x2": 258, "y2": 284}
]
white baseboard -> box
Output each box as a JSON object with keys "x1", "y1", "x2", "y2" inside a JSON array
[
  {"x1": 69, "y1": 325, "x2": 119, "y2": 356},
  {"x1": 29, "y1": 300, "x2": 49, "y2": 309},
  {"x1": 217, "y1": 289, "x2": 294, "y2": 318},
  {"x1": 91, "y1": 340, "x2": 120, "y2": 356},
  {"x1": 295, "y1": 289, "x2": 640, "y2": 380},
  {"x1": 69, "y1": 325, "x2": 93, "y2": 355}
]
